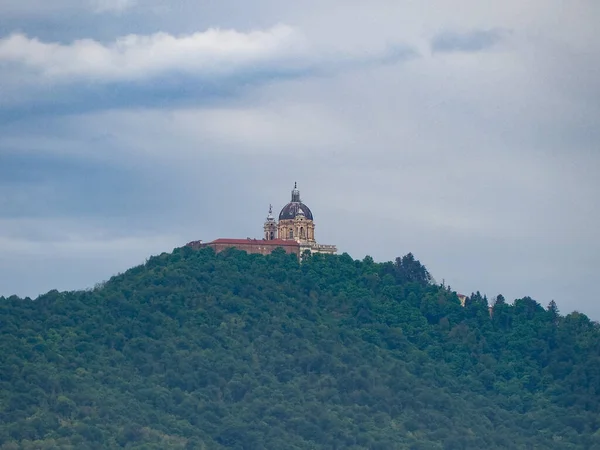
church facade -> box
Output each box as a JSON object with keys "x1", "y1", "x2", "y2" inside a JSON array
[
  {"x1": 264, "y1": 183, "x2": 336, "y2": 255},
  {"x1": 187, "y1": 183, "x2": 337, "y2": 256}
]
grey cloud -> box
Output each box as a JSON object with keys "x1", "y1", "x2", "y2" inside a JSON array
[
  {"x1": 0, "y1": 0, "x2": 137, "y2": 16},
  {"x1": 0, "y1": 42, "x2": 416, "y2": 118},
  {"x1": 431, "y1": 29, "x2": 506, "y2": 53},
  {"x1": 1, "y1": 0, "x2": 599, "y2": 321},
  {"x1": 0, "y1": 152, "x2": 162, "y2": 221},
  {"x1": 91, "y1": 0, "x2": 137, "y2": 14}
]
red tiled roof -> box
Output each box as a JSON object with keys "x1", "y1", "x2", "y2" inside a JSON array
[{"x1": 210, "y1": 238, "x2": 299, "y2": 247}]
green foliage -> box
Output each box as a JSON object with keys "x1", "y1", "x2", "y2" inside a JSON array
[
  {"x1": 393, "y1": 252, "x2": 433, "y2": 285},
  {"x1": 0, "y1": 248, "x2": 598, "y2": 449}
]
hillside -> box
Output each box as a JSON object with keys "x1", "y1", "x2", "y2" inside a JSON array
[{"x1": 1, "y1": 247, "x2": 599, "y2": 449}]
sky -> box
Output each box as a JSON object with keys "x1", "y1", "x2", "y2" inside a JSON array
[{"x1": 0, "y1": 0, "x2": 599, "y2": 318}]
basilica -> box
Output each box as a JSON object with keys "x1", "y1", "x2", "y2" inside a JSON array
[{"x1": 187, "y1": 183, "x2": 337, "y2": 256}]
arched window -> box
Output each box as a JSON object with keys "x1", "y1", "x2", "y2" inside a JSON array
[
  {"x1": 270, "y1": 231, "x2": 274, "y2": 240},
  {"x1": 300, "y1": 227, "x2": 304, "y2": 238},
  {"x1": 288, "y1": 228, "x2": 293, "y2": 239}
]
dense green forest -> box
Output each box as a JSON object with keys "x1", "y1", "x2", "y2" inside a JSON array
[{"x1": 1, "y1": 247, "x2": 599, "y2": 449}]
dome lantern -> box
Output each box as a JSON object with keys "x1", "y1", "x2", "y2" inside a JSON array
[{"x1": 291, "y1": 182, "x2": 301, "y2": 202}]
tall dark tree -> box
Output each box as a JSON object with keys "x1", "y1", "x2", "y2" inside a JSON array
[{"x1": 393, "y1": 252, "x2": 432, "y2": 285}]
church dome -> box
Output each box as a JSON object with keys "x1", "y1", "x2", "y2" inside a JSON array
[
  {"x1": 279, "y1": 202, "x2": 313, "y2": 220},
  {"x1": 278, "y1": 183, "x2": 314, "y2": 220}
]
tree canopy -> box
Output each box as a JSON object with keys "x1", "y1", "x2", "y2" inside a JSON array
[{"x1": 0, "y1": 247, "x2": 598, "y2": 449}]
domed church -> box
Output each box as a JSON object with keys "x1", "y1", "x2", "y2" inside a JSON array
[
  {"x1": 187, "y1": 183, "x2": 336, "y2": 256},
  {"x1": 264, "y1": 183, "x2": 336, "y2": 255}
]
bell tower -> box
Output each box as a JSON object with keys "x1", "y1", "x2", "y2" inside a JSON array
[{"x1": 263, "y1": 204, "x2": 277, "y2": 240}]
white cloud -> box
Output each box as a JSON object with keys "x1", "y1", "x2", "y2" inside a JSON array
[{"x1": 0, "y1": 25, "x2": 304, "y2": 81}]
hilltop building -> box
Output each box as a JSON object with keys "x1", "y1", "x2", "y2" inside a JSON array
[{"x1": 187, "y1": 183, "x2": 336, "y2": 256}]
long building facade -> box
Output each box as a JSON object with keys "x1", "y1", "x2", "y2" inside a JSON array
[{"x1": 187, "y1": 183, "x2": 336, "y2": 256}]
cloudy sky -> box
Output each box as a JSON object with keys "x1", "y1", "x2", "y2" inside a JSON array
[{"x1": 1, "y1": 0, "x2": 598, "y2": 318}]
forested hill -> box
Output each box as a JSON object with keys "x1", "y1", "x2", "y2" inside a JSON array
[{"x1": 1, "y1": 248, "x2": 599, "y2": 450}]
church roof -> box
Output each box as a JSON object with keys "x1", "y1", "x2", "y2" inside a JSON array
[
  {"x1": 279, "y1": 202, "x2": 313, "y2": 221},
  {"x1": 211, "y1": 238, "x2": 299, "y2": 247},
  {"x1": 278, "y1": 182, "x2": 314, "y2": 220}
]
